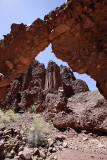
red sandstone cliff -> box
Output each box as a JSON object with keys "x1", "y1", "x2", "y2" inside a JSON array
[{"x1": 0, "y1": 0, "x2": 107, "y2": 100}]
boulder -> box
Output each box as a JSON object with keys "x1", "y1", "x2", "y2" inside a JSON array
[
  {"x1": 18, "y1": 147, "x2": 33, "y2": 160},
  {"x1": 53, "y1": 91, "x2": 107, "y2": 133}
]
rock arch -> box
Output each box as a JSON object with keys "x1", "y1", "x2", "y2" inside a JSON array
[{"x1": 0, "y1": 0, "x2": 107, "y2": 100}]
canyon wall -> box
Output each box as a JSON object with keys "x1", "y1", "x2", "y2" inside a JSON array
[{"x1": 0, "y1": 0, "x2": 107, "y2": 100}]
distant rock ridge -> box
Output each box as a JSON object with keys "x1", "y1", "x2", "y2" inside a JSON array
[{"x1": 0, "y1": 60, "x2": 89, "y2": 111}]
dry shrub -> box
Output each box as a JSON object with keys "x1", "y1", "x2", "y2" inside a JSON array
[
  {"x1": 28, "y1": 114, "x2": 49, "y2": 147},
  {"x1": 0, "y1": 109, "x2": 20, "y2": 124}
]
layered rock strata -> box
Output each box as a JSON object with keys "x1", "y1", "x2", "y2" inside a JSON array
[{"x1": 0, "y1": 0, "x2": 107, "y2": 100}]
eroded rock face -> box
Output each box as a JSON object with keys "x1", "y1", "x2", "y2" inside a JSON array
[
  {"x1": 0, "y1": 60, "x2": 46, "y2": 111},
  {"x1": 0, "y1": 0, "x2": 107, "y2": 100},
  {"x1": 45, "y1": 61, "x2": 62, "y2": 91},
  {"x1": 53, "y1": 91, "x2": 107, "y2": 133},
  {"x1": 0, "y1": 60, "x2": 89, "y2": 111},
  {"x1": 1, "y1": 60, "x2": 107, "y2": 133}
]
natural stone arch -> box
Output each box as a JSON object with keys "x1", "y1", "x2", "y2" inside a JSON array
[{"x1": 0, "y1": 0, "x2": 107, "y2": 101}]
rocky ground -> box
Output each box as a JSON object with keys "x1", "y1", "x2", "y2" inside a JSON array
[
  {"x1": 0, "y1": 112, "x2": 107, "y2": 160},
  {"x1": 0, "y1": 60, "x2": 107, "y2": 160}
]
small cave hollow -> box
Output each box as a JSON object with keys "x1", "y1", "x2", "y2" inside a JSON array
[{"x1": 17, "y1": 92, "x2": 21, "y2": 103}]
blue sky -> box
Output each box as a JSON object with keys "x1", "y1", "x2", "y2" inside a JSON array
[{"x1": 0, "y1": 0, "x2": 97, "y2": 90}]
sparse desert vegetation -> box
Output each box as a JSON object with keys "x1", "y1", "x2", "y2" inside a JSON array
[
  {"x1": 0, "y1": 60, "x2": 107, "y2": 160},
  {"x1": 31, "y1": 105, "x2": 38, "y2": 113},
  {"x1": 28, "y1": 114, "x2": 49, "y2": 147},
  {"x1": 0, "y1": 109, "x2": 20, "y2": 125}
]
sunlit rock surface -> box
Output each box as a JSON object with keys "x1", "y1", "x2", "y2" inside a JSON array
[{"x1": 0, "y1": 0, "x2": 107, "y2": 100}]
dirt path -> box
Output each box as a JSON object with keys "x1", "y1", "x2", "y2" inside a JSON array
[
  {"x1": 57, "y1": 149, "x2": 107, "y2": 160},
  {"x1": 55, "y1": 129, "x2": 107, "y2": 160}
]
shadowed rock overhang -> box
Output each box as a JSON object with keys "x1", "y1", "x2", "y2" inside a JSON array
[{"x1": 0, "y1": 0, "x2": 107, "y2": 100}]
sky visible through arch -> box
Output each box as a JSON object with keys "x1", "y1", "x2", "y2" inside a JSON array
[{"x1": 0, "y1": 0, "x2": 97, "y2": 91}]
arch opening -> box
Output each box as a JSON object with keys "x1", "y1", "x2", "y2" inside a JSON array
[{"x1": 36, "y1": 44, "x2": 97, "y2": 91}]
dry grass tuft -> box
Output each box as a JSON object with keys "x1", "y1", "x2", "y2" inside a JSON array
[
  {"x1": 0, "y1": 109, "x2": 20, "y2": 125},
  {"x1": 28, "y1": 114, "x2": 49, "y2": 147}
]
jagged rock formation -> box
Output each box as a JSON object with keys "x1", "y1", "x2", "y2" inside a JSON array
[
  {"x1": 1, "y1": 60, "x2": 107, "y2": 133},
  {"x1": 0, "y1": 0, "x2": 107, "y2": 100},
  {"x1": 45, "y1": 61, "x2": 62, "y2": 90},
  {"x1": 0, "y1": 60, "x2": 89, "y2": 112}
]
